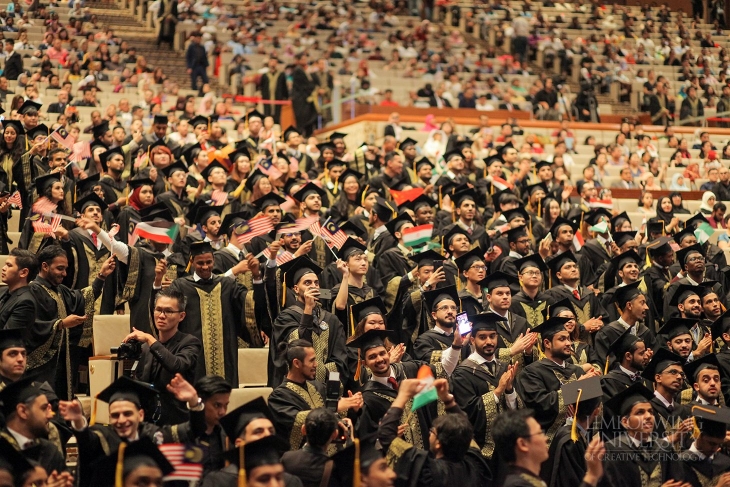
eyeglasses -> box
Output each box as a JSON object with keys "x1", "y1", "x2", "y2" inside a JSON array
[
  {"x1": 687, "y1": 256, "x2": 705, "y2": 263},
  {"x1": 521, "y1": 429, "x2": 545, "y2": 438},
  {"x1": 436, "y1": 305, "x2": 458, "y2": 312},
  {"x1": 663, "y1": 369, "x2": 686, "y2": 378},
  {"x1": 154, "y1": 308, "x2": 183, "y2": 315},
  {"x1": 521, "y1": 270, "x2": 541, "y2": 277},
  {"x1": 469, "y1": 265, "x2": 487, "y2": 271}
]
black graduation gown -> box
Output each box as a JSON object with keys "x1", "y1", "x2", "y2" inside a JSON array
[
  {"x1": 267, "y1": 378, "x2": 327, "y2": 450},
  {"x1": 302, "y1": 224, "x2": 334, "y2": 271},
  {"x1": 451, "y1": 358, "x2": 518, "y2": 459},
  {"x1": 486, "y1": 308, "x2": 531, "y2": 364},
  {"x1": 510, "y1": 291, "x2": 549, "y2": 330},
  {"x1": 542, "y1": 424, "x2": 588, "y2": 487},
  {"x1": 598, "y1": 434, "x2": 673, "y2": 487},
  {"x1": 458, "y1": 288, "x2": 484, "y2": 317},
  {"x1": 594, "y1": 321, "x2": 657, "y2": 369},
  {"x1": 320, "y1": 262, "x2": 385, "y2": 301},
  {"x1": 601, "y1": 369, "x2": 654, "y2": 440},
  {"x1": 167, "y1": 275, "x2": 266, "y2": 386},
  {"x1": 74, "y1": 423, "x2": 162, "y2": 487},
  {"x1": 358, "y1": 361, "x2": 440, "y2": 450},
  {"x1": 578, "y1": 239, "x2": 611, "y2": 289},
  {"x1": 268, "y1": 304, "x2": 349, "y2": 388},
  {"x1": 99, "y1": 175, "x2": 125, "y2": 205},
  {"x1": 665, "y1": 277, "x2": 728, "y2": 319},
  {"x1": 157, "y1": 190, "x2": 191, "y2": 220},
  {"x1": 0, "y1": 430, "x2": 65, "y2": 479},
  {"x1": 503, "y1": 466, "x2": 554, "y2": 487},
  {"x1": 281, "y1": 448, "x2": 330, "y2": 487},
  {"x1": 0, "y1": 285, "x2": 36, "y2": 332},
  {"x1": 670, "y1": 449, "x2": 730, "y2": 487},
  {"x1": 213, "y1": 247, "x2": 240, "y2": 274},
  {"x1": 25, "y1": 276, "x2": 98, "y2": 400},
  {"x1": 375, "y1": 245, "x2": 413, "y2": 289},
  {"x1": 116, "y1": 206, "x2": 142, "y2": 245},
  {"x1": 247, "y1": 233, "x2": 274, "y2": 259},
  {"x1": 290, "y1": 67, "x2": 319, "y2": 133},
  {"x1": 650, "y1": 395, "x2": 690, "y2": 438},
  {"x1": 716, "y1": 348, "x2": 730, "y2": 405},
  {"x1": 368, "y1": 228, "x2": 397, "y2": 260},
  {"x1": 330, "y1": 282, "x2": 376, "y2": 338},
  {"x1": 260, "y1": 70, "x2": 289, "y2": 123},
  {"x1": 544, "y1": 285, "x2": 609, "y2": 344},
  {"x1": 62, "y1": 227, "x2": 117, "y2": 314},
  {"x1": 412, "y1": 329, "x2": 469, "y2": 365},
  {"x1": 515, "y1": 358, "x2": 585, "y2": 444},
  {"x1": 162, "y1": 411, "x2": 226, "y2": 477}
]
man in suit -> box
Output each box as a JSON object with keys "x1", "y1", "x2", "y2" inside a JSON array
[
  {"x1": 610, "y1": 166, "x2": 639, "y2": 189},
  {"x1": 46, "y1": 91, "x2": 69, "y2": 114},
  {"x1": 429, "y1": 85, "x2": 452, "y2": 108},
  {"x1": 123, "y1": 288, "x2": 202, "y2": 426},
  {"x1": 2, "y1": 39, "x2": 23, "y2": 81},
  {"x1": 0, "y1": 249, "x2": 37, "y2": 332}
]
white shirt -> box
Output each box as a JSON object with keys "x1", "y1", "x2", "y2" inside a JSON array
[
  {"x1": 653, "y1": 389, "x2": 675, "y2": 410},
  {"x1": 429, "y1": 326, "x2": 464, "y2": 376},
  {"x1": 7, "y1": 427, "x2": 34, "y2": 450},
  {"x1": 689, "y1": 441, "x2": 713, "y2": 461},
  {"x1": 372, "y1": 367, "x2": 397, "y2": 388},
  {"x1": 87, "y1": 229, "x2": 102, "y2": 250},
  {"x1": 618, "y1": 365, "x2": 640, "y2": 381},
  {"x1": 466, "y1": 352, "x2": 518, "y2": 408}
]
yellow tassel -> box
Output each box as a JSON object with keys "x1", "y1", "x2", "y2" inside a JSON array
[
  {"x1": 438, "y1": 187, "x2": 443, "y2": 208},
  {"x1": 90, "y1": 397, "x2": 98, "y2": 426},
  {"x1": 333, "y1": 176, "x2": 338, "y2": 196},
  {"x1": 238, "y1": 442, "x2": 247, "y2": 487},
  {"x1": 185, "y1": 256, "x2": 192, "y2": 274},
  {"x1": 115, "y1": 442, "x2": 127, "y2": 487},
  {"x1": 571, "y1": 388, "x2": 583, "y2": 442},
  {"x1": 282, "y1": 276, "x2": 287, "y2": 309},
  {"x1": 604, "y1": 355, "x2": 610, "y2": 375},
  {"x1": 350, "y1": 306, "x2": 355, "y2": 337},
  {"x1": 353, "y1": 438, "x2": 361, "y2": 487},
  {"x1": 361, "y1": 185, "x2": 369, "y2": 207},
  {"x1": 537, "y1": 199, "x2": 542, "y2": 219},
  {"x1": 354, "y1": 350, "x2": 362, "y2": 382},
  {"x1": 692, "y1": 416, "x2": 701, "y2": 440}
]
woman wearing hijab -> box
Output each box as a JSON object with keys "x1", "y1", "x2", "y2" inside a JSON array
[
  {"x1": 116, "y1": 178, "x2": 156, "y2": 244},
  {"x1": 670, "y1": 191, "x2": 691, "y2": 214},
  {"x1": 699, "y1": 191, "x2": 717, "y2": 216},
  {"x1": 669, "y1": 173, "x2": 692, "y2": 191},
  {"x1": 648, "y1": 195, "x2": 681, "y2": 235}
]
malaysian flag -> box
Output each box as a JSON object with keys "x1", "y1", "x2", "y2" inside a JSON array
[
  {"x1": 276, "y1": 251, "x2": 294, "y2": 266},
  {"x1": 51, "y1": 130, "x2": 74, "y2": 151},
  {"x1": 8, "y1": 191, "x2": 22, "y2": 209},
  {"x1": 309, "y1": 219, "x2": 322, "y2": 237},
  {"x1": 235, "y1": 215, "x2": 275, "y2": 245},
  {"x1": 70, "y1": 141, "x2": 91, "y2": 162},
  {"x1": 211, "y1": 190, "x2": 228, "y2": 206},
  {"x1": 158, "y1": 444, "x2": 203, "y2": 482},
  {"x1": 281, "y1": 215, "x2": 320, "y2": 233},
  {"x1": 258, "y1": 158, "x2": 283, "y2": 180},
  {"x1": 322, "y1": 221, "x2": 348, "y2": 249},
  {"x1": 32, "y1": 197, "x2": 57, "y2": 215}
]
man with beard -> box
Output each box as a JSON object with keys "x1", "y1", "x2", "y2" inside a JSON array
[
  {"x1": 699, "y1": 282, "x2": 724, "y2": 327},
  {"x1": 350, "y1": 329, "x2": 458, "y2": 449},
  {"x1": 510, "y1": 255, "x2": 551, "y2": 330},
  {"x1": 684, "y1": 355, "x2": 724, "y2": 406},
  {"x1": 58, "y1": 377, "x2": 163, "y2": 487},
  {"x1": 665, "y1": 244, "x2": 727, "y2": 318},
  {"x1": 268, "y1": 257, "x2": 349, "y2": 388},
  {"x1": 594, "y1": 282, "x2": 656, "y2": 368},
  {"x1": 491, "y1": 225, "x2": 531, "y2": 277},
  {"x1": 403, "y1": 194, "x2": 436, "y2": 227},
  {"x1": 516, "y1": 316, "x2": 596, "y2": 444},
  {"x1": 668, "y1": 284, "x2": 713, "y2": 353},
  {"x1": 369, "y1": 151, "x2": 412, "y2": 192},
  {"x1": 641, "y1": 348, "x2": 694, "y2": 440},
  {"x1": 245, "y1": 194, "x2": 286, "y2": 256},
  {"x1": 658, "y1": 318, "x2": 711, "y2": 364},
  {"x1": 267, "y1": 339, "x2": 362, "y2": 450},
  {"x1": 414, "y1": 286, "x2": 471, "y2": 365},
  {"x1": 0, "y1": 329, "x2": 26, "y2": 388},
  {"x1": 450, "y1": 312, "x2": 521, "y2": 462},
  {"x1": 600, "y1": 250, "x2": 642, "y2": 322},
  {"x1": 0, "y1": 378, "x2": 65, "y2": 474}
]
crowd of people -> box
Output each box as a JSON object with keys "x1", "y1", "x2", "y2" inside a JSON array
[{"x1": 3, "y1": 0, "x2": 730, "y2": 487}]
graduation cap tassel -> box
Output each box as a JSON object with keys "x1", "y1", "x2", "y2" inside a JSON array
[
  {"x1": 282, "y1": 274, "x2": 287, "y2": 309},
  {"x1": 90, "y1": 397, "x2": 98, "y2": 426},
  {"x1": 354, "y1": 350, "x2": 362, "y2": 382},
  {"x1": 238, "y1": 443, "x2": 247, "y2": 487},
  {"x1": 537, "y1": 200, "x2": 542, "y2": 219},
  {"x1": 114, "y1": 442, "x2": 128, "y2": 487},
  {"x1": 604, "y1": 355, "x2": 610, "y2": 375},
  {"x1": 570, "y1": 388, "x2": 583, "y2": 442},
  {"x1": 353, "y1": 438, "x2": 362, "y2": 487},
  {"x1": 350, "y1": 306, "x2": 356, "y2": 337}
]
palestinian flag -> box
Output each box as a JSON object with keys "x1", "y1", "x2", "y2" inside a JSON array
[{"x1": 402, "y1": 224, "x2": 433, "y2": 248}]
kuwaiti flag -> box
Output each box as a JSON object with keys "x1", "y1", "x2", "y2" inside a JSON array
[
  {"x1": 402, "y1": 224, "x2": 433, "y2": 248},
  {"x1": 133, "y1": 221, "x2": 179, "y2": 244},
  {"x1": 587, "y1": 198, "x2": 613, "y2": 210},
  {"x1": 411, "y1": 365, "x2": 438, "y2": 411},
  {"x1": 491, "y1": 176, "x2": 513, "y2": 191}
]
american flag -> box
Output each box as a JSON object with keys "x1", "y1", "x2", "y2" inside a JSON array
[
  {"x1": 236, "y1": 215, "x2": 275, "y2": 245},
  {"x1": 8, "y1": 191, "x2": 22, "y2": 209},
  {"x1": 280, "y1": 196, "x2": 296, "y2": 213},
  {"x1": 322, "y1": 221, "x2": 348, "y2": 249},
  {"x1": 211, "y1": 190, "x2": 228, "y2": 206},
  {"x1": 158, "y1": 444, "x2": 204, "y2": 482},
  {"x1": 70, "y1": 141, "x2": 91, "y2": 162},
  {"x1": 134, "y1": 151, "x2": 147, "y2": 169},
  {"x1": 276, "y1": 251, "x2": 294, "y2": 266},
  {"x1": 51, "y1": 130, "x2": 75, "y2": 151},
  {"x1": 257, "y1": 158, "x2": 283, "y2": 180},
  {"x1": 32, "y1": 197, "x2": 57, "y2": 215},
  {"x1": 289, "y1": 156, "x2": 300, "y2": 174},
  {"x1": 32, "y1": 214, "x2": 62, "y2": 237}
]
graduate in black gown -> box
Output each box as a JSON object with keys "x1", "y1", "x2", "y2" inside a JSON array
[
  {"x1": 57, "y1": 377, "x2": 164, "y2": 487},
  {"x1": 516, "y1": 315, "x2": 590, "y2": 445},
  {"x1": 292, "y1": 182, "x2": 332, "y2": 271},
  {"x1": 543, "y1": 377, "x2": 604, "y2": 487},
  {"x1": 599, "y1": 384, "x2": 678, "y2": 487},
  {"x1": 374, "y1": 212, "x2": 415, "y2": 289},
  {"x1": 25, "y1": 245, "x2": 114, "y2": 399},
  {"x1": 641, "y1": 348, "x2": 692, "y2": 440},
  {"x1": 453, "y1": 247, "x2": 487, "y2": 316},
  {"x1": 450, "y1": 312, "x2": 521, "y2": 461},
  {"x1": 482, "y1": 271, "x2": 534, "y2": 364},
  {"x1": 267, "y1": 256, "x2": 350, "y2": 388},
  {"x1": 600, "y1": 249, "x2": 643, "y2": 322},
  {"x1": 212, "y1": 211, "x2": 249, "y2": 274},
  {"x1": 577, "y1": 208, "x2": 614, "y2": 289},
  {"x1": 413, "y1": 285, "x2": 470, "y2": 365},
  {"x1": 510, "y1": 254, "x2": 551, "y2": 330},
  {"x1": 166, "y1": 241, "x2": 267, "y2": 387},
  {"x1": 711, "y1": 310, "x2": 730, "y2": 404},
  {"x1": 157, "y1": 160, "x2": 193, "y2": 221},
  {"x1": 331, "y1": 238, "x2": 377, "y2": 337}
]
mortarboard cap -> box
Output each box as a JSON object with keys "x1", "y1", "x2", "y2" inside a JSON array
[
  {"x1": 91, "y1": 120, "x2": 111, "y2": 139},
  {"x1": 676, "y1": 243, "x2": 704, "y2": 269},
  {"x1": 189, "y1": 241, "x2": 215, "y2": 257},
  {"x1": 192, "y1": 204, "x2": 224, "y2": 226},
  {"x1": 292, "y1": 182, "x2": 329, "y2": 206},
  {"x1": 673, "y1": 227, "x2": 697, "y2": 246},
  {"x1": 99, "y1": 147, "x2": 124, "y2": 173},
  {"x1": 280, "y1": 256, "x2": 323, "y2": 288},
  {"x1": 219, "y1": 396, "x2": 273, "y2": 441},
  {"x1": 127, "y1": 178, "x2": 155, "y2": 190},
  {"x1": 200, "y1": 160, "x2": 228, "y2": 181},
  {"x1": 398, "y1": 137, "x2": 418, "y2": 150},
  {"x1": 346, "y1": 329, "x2": 394, "y2": 352},
  {"x1": 409, "y1": 249, "x2": 443, "y2": 268},
  {"x1": 608, "y1": 326, "x2": 643, "y2": 359},
  {"x1": 549, "y1": 217, "x2": 577, "y2": 239},
  {"x1": 711, "y1": 309, "x2": 730, "y2": 341},
  {"x1": 454, "y1": 247, "x2": 485, "y2": 273},
  {"x1": 502, "y1": 207, "x2": 530, "y2": 224},
  {"x1": 585, "y1": 208, "x2": 613, "y2": 226},
  {"x1": 614, "y1": 281, "x2": 644, "y2": 309},
  {"x1": 219, "y1": 212, "x2": 248, "y2": 238},
  {"x1": 2, "y1": 120, "x2": 24, "y2": 135},
  {"x1": 479, "y1": 270, "x2": 519, "y2": 292},
  {"x1": 470, "y1": 312, "x2": 507, "y2": 334},
  {"x1": 96, "y1": 376, "x2": 159, "y2": 412},
  {"x1": 18, "y1": 100, "x2": 42, "y2": 115},
  {"x1": 669, "y1": 284, "x2": 702, "y2": 306},
  {"x1": 75, "y1": 174, "x2": 102, "y2": 197},
  {"x1": 161, "y1": 160, "x2": 188, "y2": 178},
  {"x1": 329, "y1": 435, "x2": 384, "y2": 487},
  {"x1": 604, "y1": 383, "x2": 655, "y2": 417},
  {"x1": 532, "y1": 316, "x2": 572, "y2": 339},
  {"x1": 443, "y1": 149, "x2": 463, "y2": 162},
  {"x1": 642, "y1": 347, "x2": 684, "y2": 381},
  {"x1": 74, "y1": 192, "x2": 108, "y2": 213},
  {"x1": 546, "y1": 250, "x2": 578, "y2": 276},
  {"x1": 0, "y1": 328, "x2": 24, "y2": 352},
  {"x1": 90, "y1": 437, "x2": 174, "y2": 487},
  {"x1": 647, "y1": 235, "x2": 674, "y2": 257},
  {"x1": 341, "y1": 218, "x2": 368, "y2": 240},
  {"x1": 691, "y1": 404, "x2": 730, "y2": 439},
  {"x1": 658, "y1": 317, "x2": 696, "y2": 340},
  {"x1": 612, "y1": 231, "x2": 637, "y2": 248},
  {"x1": 611, "y1": 211, "x2": 632, "y2": 230},
  {"x1": 504, "y1": 225, "x2": 528, "y2": 244},
  {"x1": 384, "y1": 212, "x2": 414, "y2": 237},
  {"x1": 0, "y1": 378, "x2": 45, "y2": 416},
  {"x1": 684, "y1": 354, "x2": 722, "y2": 384},
  {"x1": 423, "y1": 285, "x2": 460, "y2": 312},
  {"x1": 189, "y1": 115, "x2": 209, "y2": 129},
  {"x1": 336, "y1": 237, "x2": 367, "y2": 260},
  {"x1": 153, "y1": 114, "x2": 168, "y2": 125},
  {"x1": 513, "y1": 254, "x2": 548, "y2": 274},
  {"x1": 26, "y1": 123, "x2": 49, "y2": 140},
  {"x1": 350, "y1": 297, "x2": 387, "y2": 326},
  {"x1": 612, "y1": 249, "x2": 641, "y2": 271},
  {"x1": 34, "y1": 172, "x2": 61, "y2": 194}
]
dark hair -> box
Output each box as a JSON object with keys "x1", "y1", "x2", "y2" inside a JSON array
[
  {"x1": 384, "y1": 151, "x2": 399, "y2": 165},
  {"x1": 155, "y1": 287, "x2": 188, "y2": 310},
  {"x1": 278, "y1": 339, "x2": 313, "y2": 367},
  {"x1": 714, "y1": 202, "x2": 726, "y2": 212},
  {"x1": 37, "y1": 245, "x2": 67, "y2": 267},
  {"x1": 304, "y1": 408, "x2": 338, "y2": 448},
  {"x1": 492, "y1": 409, "x2": 534, "y2": 463},
  {"x1": 500, "y1": 194, "x2": 521, "y2": 207},
  {"x1": 47, "y1": 147, "x2": 68, "y2": 161},
  {"x1": 195, "y1": 375, "x2": 232, "y2": 401},
  {"x1": 431, "y1": 413, "x2": 473, "y2": 462},
  {"x1": 10, "y1": 248, "x2": 38, "y2": 281},
  {"x1": 693, "y1": 364, "x2": 719, "y2": 383}
]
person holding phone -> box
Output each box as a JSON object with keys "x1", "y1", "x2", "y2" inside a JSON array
[{"x1": 414, "y1": 286, "x2": 471, "y2": 366}]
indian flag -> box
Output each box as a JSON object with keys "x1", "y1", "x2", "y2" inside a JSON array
[
  {"x1": 491, "y1": 176, "x2": 513, "y2": 191},
  {"x1": 133, "y1": 221, "x2": 179, "y2": 244},
  {"x1": 402, "y1": 224, "x2": 433, "y2": 248},
  {"x1": 694, "y1": 222, "x2": 715, "y2": 245},
  {"x1": 411, "y1": 365, "x2": 438, "y2": 411}
]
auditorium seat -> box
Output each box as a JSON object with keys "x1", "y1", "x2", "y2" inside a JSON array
[
  {"x1": 92, "y1": 315, "x2": 132, "y2": 356},
  {"x1": 238, "y1": 348, "x2": 269, "y2": 387},
  {"x1": 228, "y1": 386, "x2": 274, "y2": 410}
]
